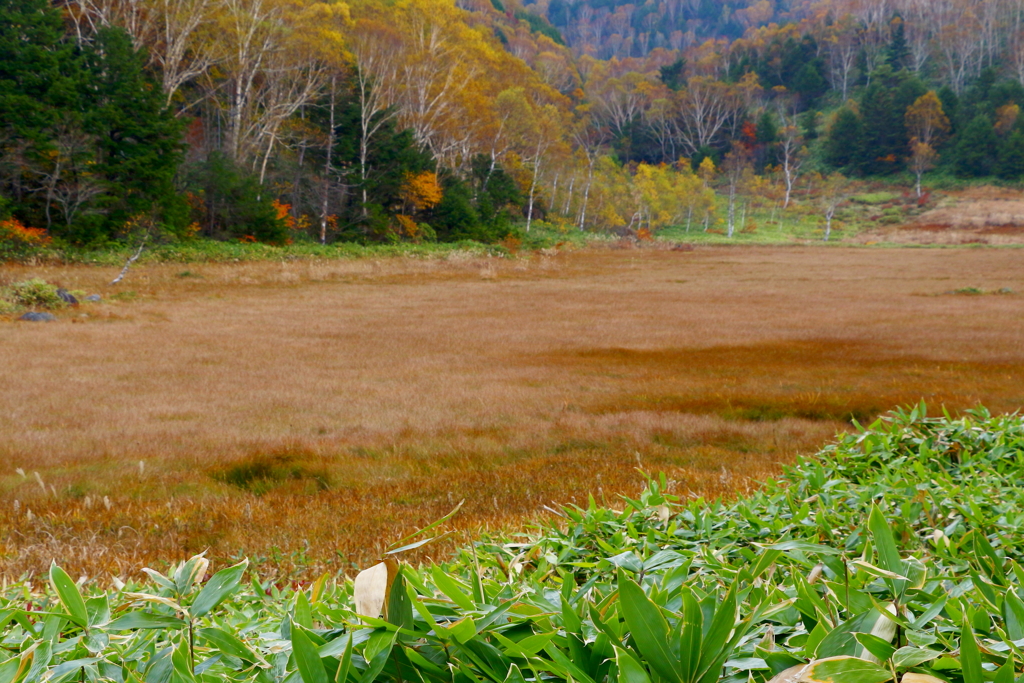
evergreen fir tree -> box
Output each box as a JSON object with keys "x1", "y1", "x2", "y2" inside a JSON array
[
  {"x1": 824, "y1": 107, "x2": 863, "y2": 168},
  {"x1": 83, "y1": 27, "x2": 185, "y2": 231},
  {"x1": 995, "y1": 130, "x2": 1024, "y2": 180},
  {"x1": 659, "y1": 58, "x2": 686, "y2": 91},
  {"x1": 886, "y1": 16, "x2": 909, "y2": 70},
  {"x1": 955, "y1": 115, "x2": 998, "y2": 177},
  {"x1": 938, "y1": 87, "x2": 960, "y2": 135},
  {"x1": 756, "y1": 111, "x2": 778, "y2": 145}
]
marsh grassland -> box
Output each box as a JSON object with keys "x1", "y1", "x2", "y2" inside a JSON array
[{"x1": 1, "y1": 245, "x2": 1023, "y2": 579}]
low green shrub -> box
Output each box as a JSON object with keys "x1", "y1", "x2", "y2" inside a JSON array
[{"x1": 1, "y1": 278, "x2": 68, "y2": 309}]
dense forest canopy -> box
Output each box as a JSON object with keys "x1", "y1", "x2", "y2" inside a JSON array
[{"x1": 1, "y1": 0, "x2": 1024, "y2": 246}]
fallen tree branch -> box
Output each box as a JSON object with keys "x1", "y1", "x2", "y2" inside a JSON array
[{"x1": 110, "y1": 238, "x2": 147, "y2": 285}]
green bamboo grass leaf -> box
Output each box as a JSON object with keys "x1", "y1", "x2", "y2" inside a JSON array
[
  {"x1": 617, "y1": 570, "x2": 682, "y2": 683},
  {"x1": 746, "y1": 549, "x2": 785, "y2": 581},
  {"x1": 959, "y1": 620, "x2": 983, "y2": 683},
  {"x1": 449, "y1": 616, "x2": 477, "y2": 644},
  {"x1": 23, "y1": 642, "x2": 51, "y2": 683},
  {"x1": 191, "y1": 560, "x2": 248, "y2": 618},
  {"x1": 892, "y1": 648, "x2": 941, "y2": 669},
  {"x1": 505, "y1": 664, "x2": 528, "y2": 683},
  {"x1": 359, "y1": 633, "x2": 396, "y2": 683},
  {"x1": 514, "y1": 632, "x2": 557, "y2": 656},
  {"x1": 49, "y1": 563, "x2": 88, "y2": 629},
  {"x1": 868, "y1": 505, "x2": 907, "y2": 598},
  {"x1": 910, "y1": 597, "x2": 947, "y2": 630},
  {"x1": 679, "y1": 588, "x2": 702, "y2": 683},
  {"x1": 1001, "y1": 590, "x2": 1024, "y2": 640},
  {"x1": 198, "y1": 628, "x2": 260, "y2": 665},
  {"x1": 971, "y1": 531, "x2": 1006, "y2": 585},
  {"x1": 802, "y1": 656, "x2": 893, "y2": 683},
  {"x1": 853, "y1": 634, "x2": 896, "y2": 663},
  {"x1": 386, "y1": 569, "x2": 413, "y2": 630},
  {"x1": 756, "y1": 542, "x2": 843, "y2": 556},
  {"x1": 294, "y1": 590, "x2": 313, "y2": 629},
  {"x1": 616, "y1": 646, "x2": 653, "y2": 683},
  {"x1": 696, "y1": 586, "x2": 738, "y2": 682},
  {"x1": 993, "y1": 653, "x2": 1013, "y2": 683},
  {"x1": 816, "y1": 610, "x2": 882, "y2": 659},
  {"x1": 107, "y1": 611, "x2": 187, "y2": 630},
  {"x1": 0, "y1": 653, "x2": 26, "y2": 683},
  {"x1": 292, "y1": 624, "x2": 330, "y2": 683},
  {"x1": 170, "y1": 642, "x2": 196, "y2": 683},
  {"x1": 544, "y1": 642, "x2": 599, "y2": 683},
  {"x1": 430, "y1": 567, "x2": 475, "y2": 610},
  {"x1": 334, "y1": 634, "x2": 353, "y2": 683},
  {"x1": 50, "y1": 657, "x2": 103, "y2": 680}
]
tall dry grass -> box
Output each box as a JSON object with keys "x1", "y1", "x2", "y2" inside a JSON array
[{"x1": 1, "y1": 246, "x2": 1023, "y2": 580}]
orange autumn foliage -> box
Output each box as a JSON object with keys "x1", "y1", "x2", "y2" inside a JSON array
[
  {"x1": 401, "y1": 171, "x2": 443, "y2": 213},
  {"x1": 1, "y1": 218, "x2": 51, "y2": 246},
  {"x1": 272, "y1": 199, "x2": 297, "y2": 230},
  {"x1": 1, "y1": 218, "x2": 51, "y2": 259}
]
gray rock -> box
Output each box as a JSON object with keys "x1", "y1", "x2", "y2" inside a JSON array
[
  {"x1": 56, "y1": 288, "x2": 79, "y2": 305},
  {"x1": 19, "y1": 312, "x2": 57, "y2": 322},
  {"x1": 84, "y1": 294, "x2": 101, "y2": 302}
]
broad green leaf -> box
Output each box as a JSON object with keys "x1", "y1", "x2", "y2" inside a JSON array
[
  {"x1": 993, "y1": 653, "x2": 1013, "y2": 683},
  {"x1": 607, "y1": 552, "x2": 643, "y2": 573},
  {"x1": 803, "y1": 656, "x2": 893, "y2": 683},
  {"x1": 679, "y1": 588, "x2": 702, "y2": 683},
  {"x1": 757, "y1": 541, "x2": 843, "y2": 556},
  {"x1": 334, "y1": 633, "x2": 353, "y2": 683},
  {"x1": 545, "y1": 642, "x2": 599, "y2": 683},
  {"x1": 430, "y1": 567, "x2": 475, "y2": 611},
  {"x1": 107, "y1": 611, "x2": 187, "y2": 630},
  {"x1": 1002, "y1": 590, "x2": 1024, "y2": 640},
  {"x1": 868, "y1": 505, "x2": 907, "y2": 598},
  {"x1": 359, "y1": 636, "x2": 395, "y2": 683},
  {"x1": 191, "y1": 559, "x2": 247, "y2": 618},
  {"x1": 892, "y1": 648, "x2": 941, "y2": 669},
  {"x1": 83, "y1": 631, "x2": 109, "y2": 654},
  {"x1": 51, "y1": 657, "x2": 103, "y2": 680},
  {"x1": 616, "y1": 646, "x2": 652, "y2": 683},
  {"x1": 959, "y1": 621, "x2": 983, "y2": 683},
  {"x1": 617, "y1": 570, "x2": 681, "y2": 683},
  {"x1": 49, "y1": 563, "x2": 88, "y2": 629},
  {"x1": 449, "y1": 616, "x2": 477, "y2": 644},
  {"x1": 170, "y1": 642, "x2": 196, "y2": 683},
  {"x1": 698, "y1": 586, "x2": 738, "y2": 680},
  {"x1": 292, "y1": 624, "x2": 329, "y2": 683},
  {"x1": 854, "y1": 634, "x2": 895, "y2": 663},
  {"x1": 294, "y1": 590, "x2": 313, "y2": 629},
  {"x1": 505, "y1": 664, "x2": 528, "y2": 683},
  {"x1": 198, "y1": 628, "x2": 260, "y2": 665},
  {"x1": 817, "y1": 611, "x2": 882, "y2": 659},
  {"x1": 385, "y1": 569, "x2": 413, "y2": 630}
]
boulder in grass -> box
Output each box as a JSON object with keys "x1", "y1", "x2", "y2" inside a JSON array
[
  {"x1": 84, "y1": 294, "x2": 101, "y2": 302},
  {"x1": 19, "y1": 311, "x2": 57, "y2": 322},
  {"x1": 56, "y1": 288, "x2": 79, "y2": 305}
]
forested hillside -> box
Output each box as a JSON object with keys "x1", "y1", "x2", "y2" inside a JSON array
[{"x1": 1, "y1": 0, "x2": 1023, "y2": 248}]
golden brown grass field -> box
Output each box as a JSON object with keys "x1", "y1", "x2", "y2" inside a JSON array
[{"x1": 2, "y1": 245, "x2": 1024, "y2": 581}]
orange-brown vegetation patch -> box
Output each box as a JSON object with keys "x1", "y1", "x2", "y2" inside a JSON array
[
  {"x1": 857, "y1": 187, "x2": 1024, "y2": 244},
  {"x1": 1, "y1": 246, "x2": 1023, "y2": 580}
]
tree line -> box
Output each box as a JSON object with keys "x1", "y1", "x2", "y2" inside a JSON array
[{"x1": 2, "y1": 0, "x2": 1024, "y2": 247}]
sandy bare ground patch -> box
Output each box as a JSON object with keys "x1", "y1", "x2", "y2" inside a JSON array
[{"x1": 1, "y1": 246, "x2": 1023, "y2": 579}]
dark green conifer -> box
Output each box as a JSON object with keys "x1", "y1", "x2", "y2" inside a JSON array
[
  {"x1": 823, "y1": 107, "x2": 862, "y2": 168},
  {"x1": 955, "y1": 115, "x2": 998, "y2": 177}
]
